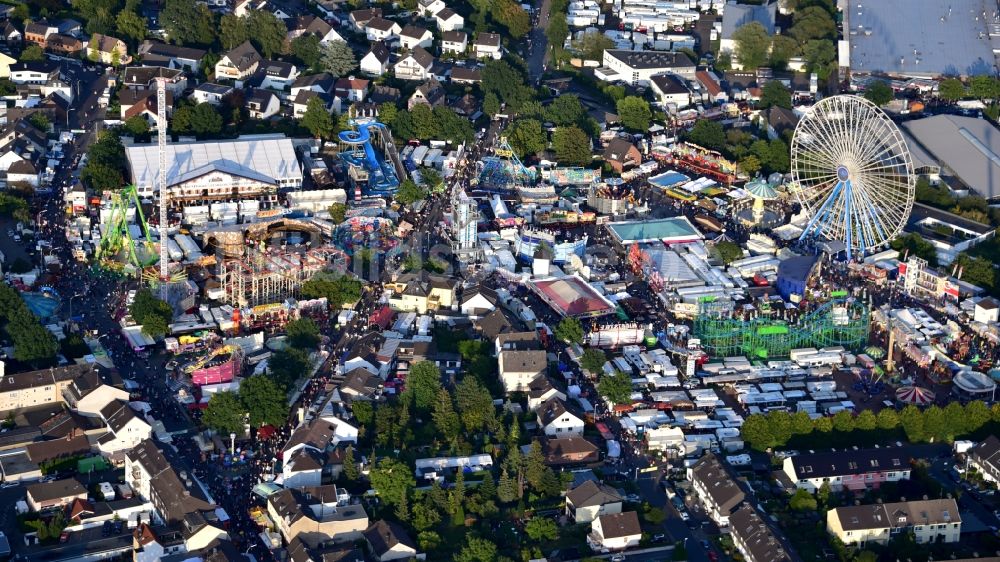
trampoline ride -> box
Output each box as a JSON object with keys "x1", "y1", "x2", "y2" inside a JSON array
[{"x1": 790, "y1": 95, "x2": 915, "y2": 258}]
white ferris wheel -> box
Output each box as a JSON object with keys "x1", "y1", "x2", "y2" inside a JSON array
[{"x1": 790, "y1": 95, "x2": 915, "y2": 258}]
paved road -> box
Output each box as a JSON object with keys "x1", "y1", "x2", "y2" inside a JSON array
[{"x1": 527, "y1": 0, "x2": 553, "y2": 84}]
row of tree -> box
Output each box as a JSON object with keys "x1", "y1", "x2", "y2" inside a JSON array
[
  {"x1": 0, "y1": 283, "x2": 58, "y2": 364},
  {"x1": 729, "y1": 1, "x2": 838, "y2": 78},
  {"x1": 128, "y1": 289, "x2": 173, "y2": 338},
  {"x1": 741, "y1": 401, "x2": 998, "y2": 451},
  {"x1": 202, "y1": 375, "x2": 289, "y2": 433}
]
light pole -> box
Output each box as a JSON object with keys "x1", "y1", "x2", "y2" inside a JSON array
[
  {"x1": 230, "y1": 432, "x2": 236, "y2": 455},
  {"x1": 66, "y1": 107, "x2": 75, "y2": 129}
]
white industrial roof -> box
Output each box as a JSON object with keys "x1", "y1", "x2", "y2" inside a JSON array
[{"x1": 126, "y1": 135, "x2": 302, "y2": 190}]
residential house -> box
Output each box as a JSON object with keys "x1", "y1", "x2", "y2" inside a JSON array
[
  {"x1": 215, "y1": 41, "x2": 262, "y2": 81},
  {"x1": 969, "y1": 435, "x2": 1000, "y2": 484},
  {"x1": 87, "y1": 34, "x2": 131, "y2": 65},
  {"x1": 292, "y1": 89, "x2": 337, "y2": 118},
  {"x1": 2, "y1": 22, "x2": 22, "y2": 44},
  {"x1": 26, "y1": 478, "x2": 88, "y2": 511},
  {"x1": 730, "y1": 505, "x2": 793, "y2": 562},
  {"x1": 385, "y1": 271, "x2": 457, "y2": 313},
  {"x1": 719, "y1": 0, "x2": 777, "y2": 70},
  {"x1": 360, "y1": 42, "x2": 391, "y2": 76},
  {"x1": 473, "y1": 32, "x2": 501, "y2": 59},
  {"x1": 450, "y1": 66, "x2": 481, "y2": 85},
  {"x1": 495, "y1": 330, "x2": 541, "y2": 356},
  {"x1": 417, "y1": 0, "x2": 446, "y2": 17},
  {"x1": 62, "y1": 368, "x2": 129, "y2": 417},
  {"x1": 407, "y1": 79, "x2": 444, "y2": 110},
  {"x1": 55, "y1": 19, "x2": 83, "y2": 37},
  {"x1": 248, "y1": 60, "x2": 300, "y2": 91},
  {"x1": 0, "y1": 363, "x2": 95, "y2": 414},
  {"x1": 603, "y1": 138, "x2": 640, "y2": 173},
  {"x1": 396, "y1": 339, "x2": 462, "y2": 377},
  {"x1": 394, "y1": 47, "x2": 434, "y2": 81},
  {"x1": 696, "y1": 69, "x2": 727, "y2": 104},
  {"x1": 363, "y1": 520, "x2": 418, "y2": 562},
  {"x1": 369, "y1": 85, "x2": 401, "y2": 104},
  {"x1": 24, "y1": 20, "x2": 57, "y2": 46},
  {"x1": 338, "y1": 368, "x2": 382, "y2": 401},
  {"x1": 267, "y1": 487, "x2": 368, "y2": 548},
  {"x1": 365, "y1": 17, "x2": 401, "y2": 42},
  {"x1": 688, "y1": 453, "x2": 745, "y2": 528},
  {"x1": 460, "y1": 285, "x2": 498, "y2": 316},
  {"x1": 9, "y1": 60, "x2": 59, "y2": 85},
  {"x1": 287, "y1": 15, "x2": 344, "y2": 45},
  {"x1": 7, "y1": 159, "x2": 38, "y2": 188},
  {"x1": 137, "y1": 41, "x2": 206, "y2": 72},
  {"x1": 429, "y1": 59, "x2": 450, "y2": 82},
  {"x1": 349, "y1": 8, "x2": 383, "y2": 32},
  {"x1": 190, "y1": 83, "x2": 234, "y2": 106},
  {"x1": 281, "y1": 415, "x2": 358, "y2": 488},
  {"x1": 764, "y1": 106, "x2": 799, "y2": 141},
  {"x1": 291, "y1": 72, "x2": 335, "y2": 99},
  {"x1": 566, "y1": 480, "x2": 623, "y2": 523},
  {"x1": 435, "y1": 8, "x2": 464, "y2": 32},
  {"x1": 247, "y1": 89, "x2": 280, "y2": 119},
  {"x1": 125, "y1": 440, "x2": 216, "y2": 525},
  {"x1": 400, "y1": 25, "x2": 433, "y2": 50},
  {"x1": 441, "y1": 31, "x2": 468, "y2": 54},
  {"x1": 526, "y1": 376, "x2": 566, "y2": 412},
  {"x1": 334, "y1": 77, "x2": 369, "y2": 102},
  {"x1": 589, "y1": 511, "x2": 641, "y2": 552},
  {"x1": 0, "y1": 51, "x2": 14, "y2": 79},
  {"x1": 121, "y1": 67, "x2": 187, "y2": 97},
  {"x1": 650, "y1": 73, "x2": 690, "y2": 108},
  {"x1": 827, "y1": 499, "x2": 961, "y2": 547},
  {"x1": 341, "y1": 332, "x2": 384, "y2": 376},
  {"x1": 120, "y1": 89, "x2": 173, "y2": 126},
  {"x1": 498, "y1": 349, "x2": 547, "y2": 393},
  {"x1": 540, "y1": 436, "x2": 600, "y2": 466},
  {"x1": 781, "y1": 449, "x2": 911, "y2": 492},
  {"x1": 44, "y1": 33, "x2": 82, "y2": 55},
  {"x1": 537, "y1": 397, "x2": 585, "y2": 437},
  {"x1": 975, "y1": 298, "x2": 1000, "y2": 324},
  {"x1": 597, "y1": 50, "x2": 697, "y2": 86},
  {"x1": 95, "y1": 400, "x2": 151, "y2": 457}
]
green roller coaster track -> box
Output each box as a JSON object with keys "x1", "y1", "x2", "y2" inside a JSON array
[
  {"x1": 694, "y1": 299, "x2": 871, "y2": 359},
  {"x1": 95, "y1": 185, "x2": 158, "y2": 276}
]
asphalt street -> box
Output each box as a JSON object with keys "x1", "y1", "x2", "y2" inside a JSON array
[{"x1": 527, "y1": 0, "x2": 553, "y2": 84}]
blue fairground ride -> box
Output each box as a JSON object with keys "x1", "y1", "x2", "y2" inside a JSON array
[{"x1": 338, "y1": 118, "x2": 404, "y2": 197}]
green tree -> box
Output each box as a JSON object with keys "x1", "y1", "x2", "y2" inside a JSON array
[
  {"x1": 352, "y1": 400, "x2": 373, "y2": 425},
  {"x1": 412, "y1": 495, "x2": 441, "y2": 530},
  {"x1": 876, "y1": 408, "x2": 899, "y2": 430},
  {"x1": 580, "y1": 348, "x2": 607, "y2": 374},
  {"x1": 923, "y1": 405, "x2": 947, "y2": 442},
  {"x1": 712, "y1": 240, "x2": 744, "y2": 264},
  {"x1": 864, "y1": 81, "x2": 894, "y2": 106},
  {"x1": 855, "y1": 410, "x2": 877, "y2": 431},
  {"x1": 832, "y1": 410, "x2": 855, "y2": 433},
  {"x1": 301, "y1": 96, "x2": 335, "y2": 139},
  {"x1": 891, "y1": 233, "x2": 938, "y2": 267},
  {"x1": 342, "y1": 446, "x2": 359, "y2": 480},
  {"x1": 455, "y1": 537, "x2": 498, "y2": 562},
  {"x1": 285, "y1": 318, "x2": 320, "y2": 349},
  {"x1": 129, "y1": 288, "x2": 172, "y2": 338},
  {"x1": 493, "y1": 0, "x2": 530, "y2": 38},
  {"x1": 432, "y1": 388, "x2": 461, "y2": 443},
  {"x1": 965, "y1": 401, "x2": 992, "y2": 434},
  {"x1": 161, "y1": 0, "x2": 215, "y2": 46},
  {"x1": 732, "y1": 21, "x2": 770, "y2": 70},
  {"x1": 616, "y1": 96, "x2": 652, "y2": 132},
  {"x1": 328, "y1": 202, "x2": 346, "y2": 223},
  {"x1": 497, "y1": 468, "x2": 519, "y2": 503},
  {"x1": 300, "y1": 271, "x2": 363, "y2": 308},
  {"x1": 123, "y1": 115, "x2": 150, "y2": 137},
  {"x1": 508, "y1": 119, "x2": 546, "y2": 158},
  {"x1": 27, "y1": 112, "x2": 49, "y2": 132},
  {"x1": 433, "y1": 106, "x2": 474, "y2": 144},
  {"x1": 395, "y1": 179, "x2": 428, "y2": 206},
  {"x1": 19, "y1": 44, "x2": 44, "y2": 62},
  {"x1": 552, "y1": 126, "x2": 592, "y2": 166},
  {"x1": 738, "y1": 155, "x2": 761, "y2": 177},
  {"x1": 455, "y1": 376, "x2": 495, "y2": 433},
  {"x1": 769, "y1": 35, "x2": 798, "y2": 69},
  {"x1": 239, "y1": 375, "x2": 287, "y2": 427},
  {"x1": 790, "y1": 410, "x2": 813, "y2": 435},
  {"x1": 202, "y1": 391, "x2": 246, "y2": 434},
  {"x1": 546, "y1": 12, "x2": 569, "y2": 51},
  {"x1": 417, "y1": 531, "x2": 441, "y2": 551},
  {"x1": 554, "y1": 317, "x2": 584, "y2": 344},
  {"x1": 82, "y1": 129, "x2": 126, "y2": 190},
  {"x1": 545, "y1": 95, "x2": 586, "y2": 126},
  {"x1": 817, "y1": 481, "x2": 831, "y2": 507},
  {"x1": 369, "y1": 458, "x2": 415, "y2": 505},
  {"x1": 899, "y1": 405, "x2": 926, "y2": 442},
  {"x1": 115, "y1": 8, "x2": 147, "y2": 46},
  {"x1": 571, "y1": 31, "x2": 615, "y2": 61},
  {"x1": 790, "y1": 6, "x2": 837, "y2": 43},
  {"x1": 688, "y1": 119, "x2": 725, "y2": 150},
  {"x1": 178, "y1": 102, "x2": 223, "y2": 137},
  {"x1": 61, "y1": 333, "x2": 90, "y2": 359},
  {"x1": 525, "y1": 517, "x2": 558, "y2": 541},
  {"x1": 741, "y1": 414, "x2": 775, "y2": 451},
  {"x1": 953, "y1": 253, "x2": 996, "y2": 291},
  {"x1": 483, "y1": 92, "x2": 501, "y2": 117},
  {"x1": 320, "y1": 41, "x2": 357, "y2": 76},
  {"x1": 789, "y1": 488, "x2": 817, "y2": 510},
  {"x1": 802, "y1": 39, "x2": 836, "y2": 79},
  {"x1": 246, "y1": 10, "x2": 286, "y2": 58},
  {"x1": 290, "y1": 34, "x2": 322, "y2": 69},
  {"x1": 760, "y1": 81, "x2": 792, "y2": 109},
  {"x1": 482, "y1": 59, "x2": 532, "y2": 109},
  {"x1": 267, "y1": 347, "x2": 311, "y2": 389},
  {"x1": 406, "y1": 361, "x2": 442, "y2": 411},
  {"x1": 938, "y1": 78, "x2": 967, "y2": 102},
  {"x1": 598, "y1": 370, "x2": 633, "y2": 405},
  {"x1": 219, "y1": 14, "x2": 248, "y2": 50}
]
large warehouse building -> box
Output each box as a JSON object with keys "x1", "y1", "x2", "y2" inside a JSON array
[
  {"x1": 125, "y1": 135, "x2": 303, "y2": 204},
  {"x1": 902, "y1": 115, "x2": 1000, "y2": 202},
  {"x1": 843, "y1": 0, "x2": 1000, "y2": 78}
]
